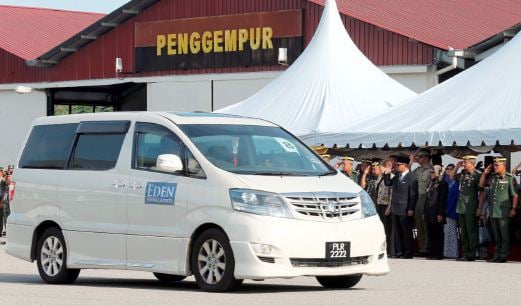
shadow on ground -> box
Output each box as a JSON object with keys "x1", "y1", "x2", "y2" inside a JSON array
[{"x1": 0, "y1": 272, "x2": 364, "y2": 294}]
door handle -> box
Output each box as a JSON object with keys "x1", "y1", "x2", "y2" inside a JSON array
[
  {"x1": 130, "y1": 183, "x2": 143, "y2": 190},
  {"x1": 112, "y1": 182, "x2": 126, "y2": 188}
]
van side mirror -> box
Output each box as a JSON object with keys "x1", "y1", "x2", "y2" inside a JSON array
[{"x1": 156, "y1": 154, "x2": 183, "y2": 173}]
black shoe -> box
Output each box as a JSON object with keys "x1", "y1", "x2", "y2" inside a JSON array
[
  {"x1": 497, "y1": 258, "x2": 508, "y2": 263},
  {"x1": 401, "y1": 255, "x2": 413, "y2": 259},
  {"x1": 456, "y1": 257, "x2": 466, "y2": 261},
  {"x1": 465, "y1": 257, "x2": 476, "y2": 262}
]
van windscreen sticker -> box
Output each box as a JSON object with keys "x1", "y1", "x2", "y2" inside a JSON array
[{"x1": 145, "y1": 182, "x2": 177, "y2": 205}]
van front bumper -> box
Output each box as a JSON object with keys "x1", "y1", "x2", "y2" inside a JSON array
[{"x1": 226, "y1": 213, "x2": 390, "y2": 279}]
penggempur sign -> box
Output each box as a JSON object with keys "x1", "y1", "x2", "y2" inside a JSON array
[{"x1": 134, "y1": 10, "x2": 303, "y2": 72}]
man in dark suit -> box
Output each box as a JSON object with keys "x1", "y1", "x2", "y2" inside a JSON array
[{"x1": 384, "y1": 155, "x2": 418, "y2": 259}]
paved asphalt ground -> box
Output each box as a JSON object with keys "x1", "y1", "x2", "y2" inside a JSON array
[{"x1": 0, "y1": 237, "x2": 520, "y2": 306}]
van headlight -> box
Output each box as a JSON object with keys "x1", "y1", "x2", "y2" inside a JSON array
[
  {"x1": 359, "y1": 190, "x2": 377, "y2": 218},
  {"x1": 230, "y1": 189, "x2": 294, "y2": 219}
]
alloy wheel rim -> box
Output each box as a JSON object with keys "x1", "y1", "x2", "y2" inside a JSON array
[
  {"x1": 41, "y1": 236, "x2": 64, "y2": 277},
  {"x1": 197, "y1": 239, "x2": 226, "y2": 285}
]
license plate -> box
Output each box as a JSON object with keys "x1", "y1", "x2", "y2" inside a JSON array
[{"x1": 326, "y1": 241, "x2": 350, "y2": 261}]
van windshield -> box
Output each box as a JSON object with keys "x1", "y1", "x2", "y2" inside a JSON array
[{"x1": 179, "y1": 124, "x2": 335, "y2": 176}]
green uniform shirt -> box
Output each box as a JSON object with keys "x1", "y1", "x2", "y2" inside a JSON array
[
  {"x1": 489, "y1": 173, "x2": 516, "y2": 218},
  {"x1": 341, "y1": 170, "x2": 359, "y2": 182},
  {"x1": 455, "y1": 169, "x2": 482, "y2": 215},
  {"x1": 351, "y1": 170, "x2": 360, "y2": 183},
  {"x1": 413, "y1": 165, "x2": 434, "y2": 195}
]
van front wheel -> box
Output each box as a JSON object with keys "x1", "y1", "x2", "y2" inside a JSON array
[
  {"x1": 316, "y1": 274, "x2": 363, "y2": 289},
  {"x1": 36, "y1": 227, "x2": 80, "y2": 284},
  {"x1": 191, "y1": 228, "x2": 242, "y2": 292}
]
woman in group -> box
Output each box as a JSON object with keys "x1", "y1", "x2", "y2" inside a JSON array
[{"x1": 443, "y1": 164, "x2": 460, "y2": 259}]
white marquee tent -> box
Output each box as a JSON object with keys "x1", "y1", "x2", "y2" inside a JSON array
[
  {"x1": 308, "y1": 31, "x2": 521, "y2": 149},
  {"x1": 216, "y1": 0, "x2": 416, "y2": 138}
]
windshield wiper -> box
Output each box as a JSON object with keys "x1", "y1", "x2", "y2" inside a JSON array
[
  {"x1": 319, "y1": 170, "x2": 338, "y2": 177},
  {"x1": 251, "y1": 172, "x2": 302, "y2": 176}
]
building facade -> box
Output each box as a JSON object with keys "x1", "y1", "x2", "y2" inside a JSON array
[{"x1": 0, "y1": 0, "x2": 520, "y2": 165}]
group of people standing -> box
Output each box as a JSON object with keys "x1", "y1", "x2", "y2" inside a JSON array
[
  {"x1": 333, "y1": 150, "x2": 519, "y2": 262},
  {"x1": 0, "y1": 165, "x2": 14, "y2": 240}
]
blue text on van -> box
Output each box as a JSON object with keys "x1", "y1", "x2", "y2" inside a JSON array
[{"x1": 145, "y1": 182, "x2": 177, "y2": 205}]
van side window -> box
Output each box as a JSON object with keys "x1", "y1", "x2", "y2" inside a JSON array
[
  {"x1": 69, "y1": 121, "x2": 129, "y2": 170},
  {"x1": 19, "y1": 123, "x2": 78, "y2": 169},
  {"x1": 133, "y1": 123, "x2": 181, "y2": 171},
  {"x1": 70, "y1": 134, "x2": 126, "y2": 170}
]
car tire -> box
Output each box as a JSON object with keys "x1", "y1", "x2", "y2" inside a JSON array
[
  {"x1": 36, "y1": 227, "x2": 80, "y2": 284},
  {"x1": 316, "y1": 274, "x2": 363, "y2": 289},
  {"x1": 153, "y1": 272, "x2": 186, "y2": 282},
  {"x1": 190, "y1": 228, "x2": 242, "y2": 292}
]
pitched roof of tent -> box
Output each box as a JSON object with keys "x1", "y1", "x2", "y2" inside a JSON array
[
  {"x1": 310, "y1": 32, "x2": 521, "y2": 148},
  {"x1": 216, "y1": 0, "x2": 416, "y2": 137}
]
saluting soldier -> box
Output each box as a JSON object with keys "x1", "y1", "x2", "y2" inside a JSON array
[
  {"x1": 479, "y1": 157, "x2": 518, "y2": 263},
  {"x1": 335, "y1": 156, "x2": 359, "y2": 182},
  {"x1": 411, "y1": 149, "x2": 434, "y2": 256},
  {"x1": 450, "y1": 155, "x2": 481, "y2": 261}
]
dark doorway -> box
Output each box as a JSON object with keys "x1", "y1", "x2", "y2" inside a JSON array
[{"x1": 47, "y1": 82, "x2": 147, "y2": 116}]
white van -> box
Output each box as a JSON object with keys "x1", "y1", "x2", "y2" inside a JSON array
[{"x1": 7, "y1": 112, "x2": 389, "y2": 292}]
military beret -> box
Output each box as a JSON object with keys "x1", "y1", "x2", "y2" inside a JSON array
[
  {"x1": 415, "y1": 149, "x2": 431, "y2": 158},
  {"x1": 462, "y1": 155, "x2": 477, "y2": 160}
]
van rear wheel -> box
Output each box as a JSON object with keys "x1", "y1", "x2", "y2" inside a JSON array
[
  {"x1": 316, "y1": 274, "x2": 363, "y2": 289},
  {"x1": 190, "y1": 228, "x2": 242, "y2": 292},
  {"x1": 36, "y1": 227, "x2": 80, "y2": 284},
  {"x1": 153, "y1": 273, "x2": 186, "y2": 282}
]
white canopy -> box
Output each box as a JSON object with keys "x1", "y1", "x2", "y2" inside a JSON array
[
  {"x1": 216, "y1": 0, "x2": 416, "y2": 137},
  {"x1": 309, "y1": 31, "x2": 521, "y2": 149}
]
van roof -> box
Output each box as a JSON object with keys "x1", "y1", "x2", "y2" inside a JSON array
[{"x1": 31, "y1": 111, "x2": 278, "y2": 127}]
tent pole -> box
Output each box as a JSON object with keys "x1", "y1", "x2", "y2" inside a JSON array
[{"x1": 506, "y1": 151, "x2": 512, "y2": 172}]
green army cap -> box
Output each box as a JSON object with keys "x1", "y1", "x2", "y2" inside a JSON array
[
  {"x1": 415, "y1": 149, "x2": 431, "y2": 158},
  {"x1": 494, "y1": 157, "x2": 507, "y2": 163},
  {"x1": 462, "y1": 155, "x2": 477, "y2": 160}
]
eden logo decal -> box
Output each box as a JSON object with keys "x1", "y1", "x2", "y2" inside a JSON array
[{"x1": 145, "y1": 182, "x2": 177, "y2": 205}]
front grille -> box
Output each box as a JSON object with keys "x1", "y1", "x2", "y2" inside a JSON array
[
  {"x1": 258, "y1": 256, "x2": 275, "y2": 264},
  {"x1": 283, "y1": 192, "x2": 360, "y2": 220},
  {"x1": 290, "y1": 256, "x2": 369, "y2": 268}
]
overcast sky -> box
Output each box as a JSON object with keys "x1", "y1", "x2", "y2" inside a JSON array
[{"x1": 0, "y1": 0, "x2": 129, "y2": 13}]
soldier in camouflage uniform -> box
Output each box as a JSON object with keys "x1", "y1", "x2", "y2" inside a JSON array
[
  {"x1": 479, "y1": 157, "x2": 518, "y2": 263},
  {"x1": 412, "y1": 149, "x2": 434, "y2": 255},
  {"x1": 451, "y1": 155, "x2": 481, "y2": 261},
  {"x1": 335, "y1": 156, "x2": 359, "y2": 182}
]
